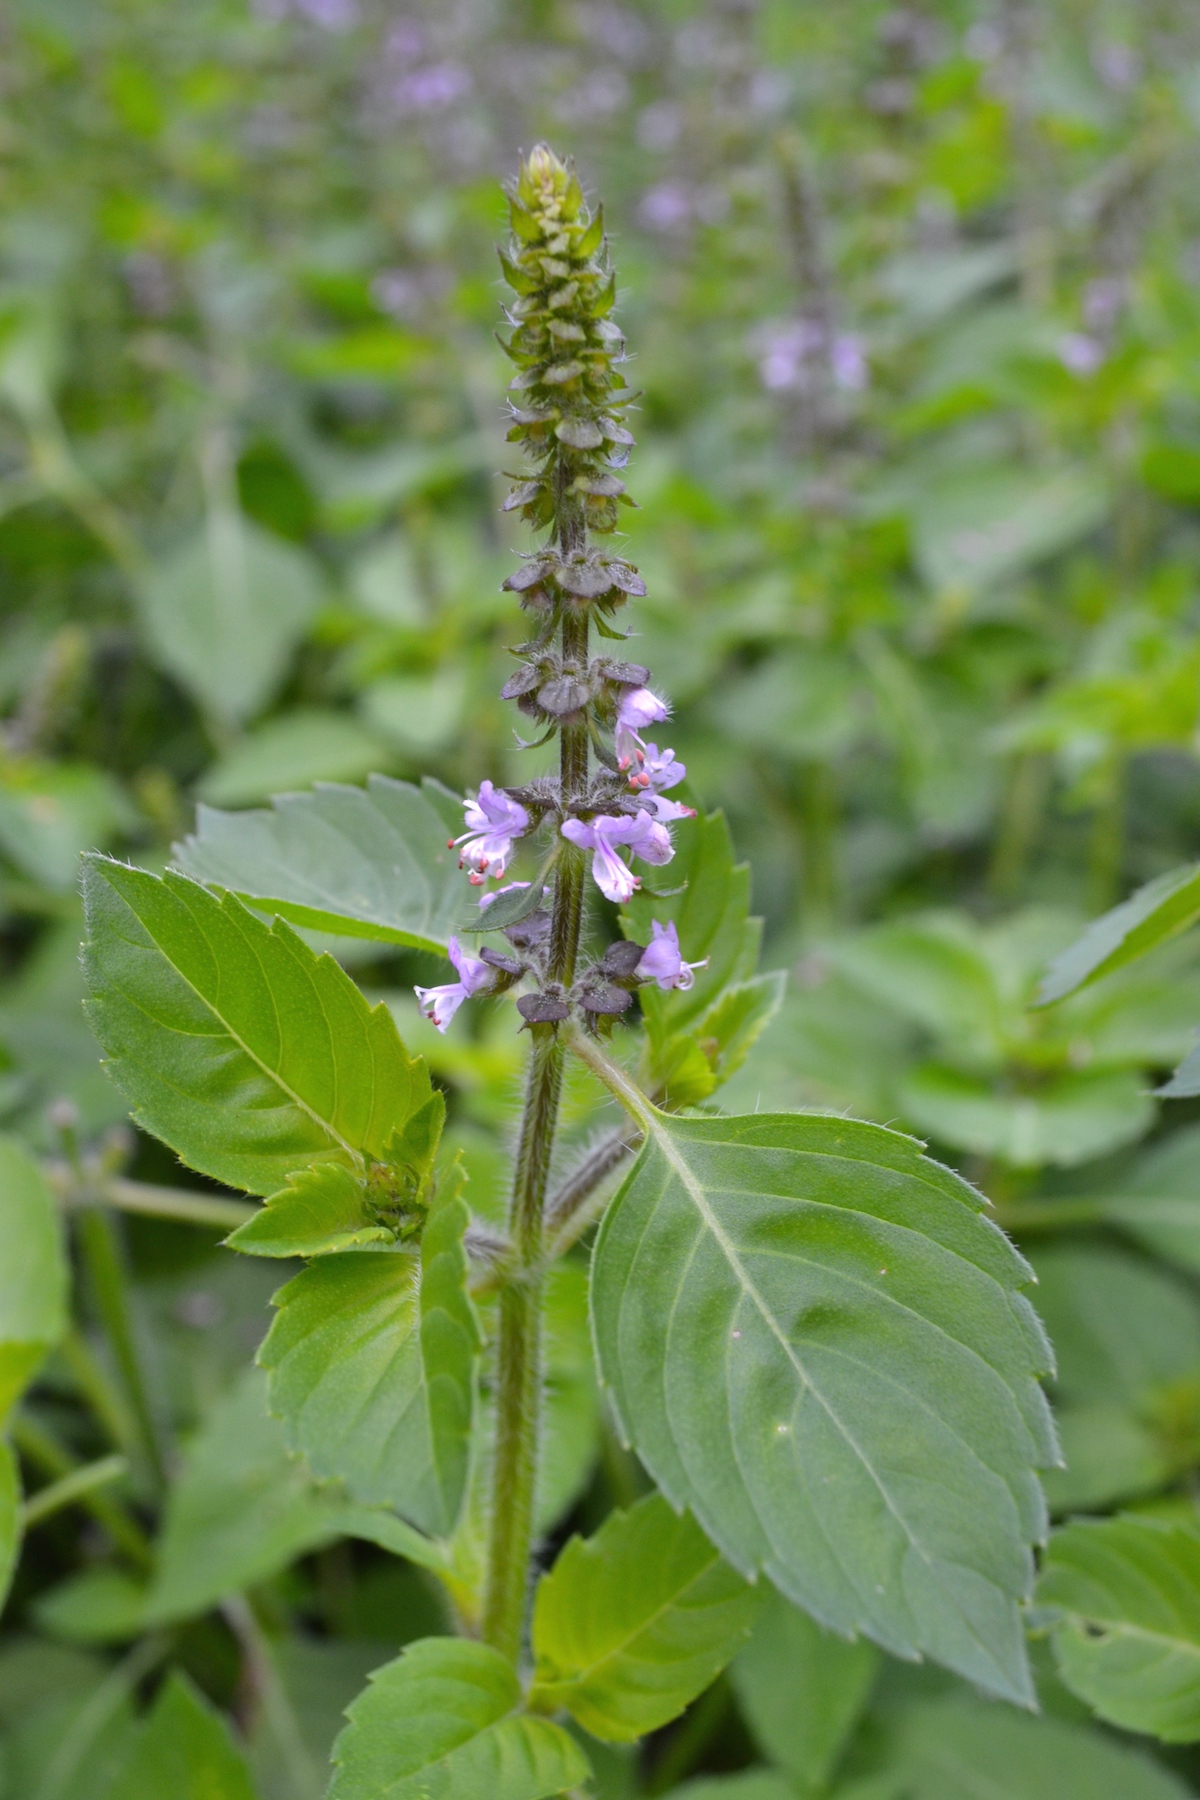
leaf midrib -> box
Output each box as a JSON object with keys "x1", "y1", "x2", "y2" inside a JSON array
[
  {"x1": 539, "y1": 1544, "x2": 723, "y2": 1692},
  {"x1": 107, "y1": 887, "x2": 362, "y2": 1168}
]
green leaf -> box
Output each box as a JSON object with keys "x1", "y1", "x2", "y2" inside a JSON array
[
  {"x1": 648, "y1": 974, "x2": 788, "y2": 1112},
  {"x1": 1091, "y1": 1124, "x2": 1200, "y2": 1274},
  {"x1": 623, "y1": 810, "x2": 760, "y2": 1040},
  {"x1": 108, "y1": 1672, "x2": 257, "y2": 1800},
  {"x1": 1031, "y1": 1245, "x2": 1200, "y2": 1513},
  {"x1": 1038, "y1": 1514, "x2": 1200, "y2": 1742},
  {"x1": 0, "y1": 1133, "x2": 69, "y2": 1423},
  {"x1": 591, "y1": 1105, "x2": 1056, "y2": 1701},
  {"x1": 173, "y1": 776, "x2": 465, "y2": 952},
  {"x1": 730, "y1": 1589, "x2": 878, "y2": 1792},
  {"x1": 197, "y1": 709, "x2": 391, "y2": 809},
  {"x1": 227, "y1": 1163, "x2": 396, "y2": 1259},
  {"x1": 327, "y1": 1637, "x2": 590, "y2": 1800},
  {"x1": 0, "y1": 759, "x2": 131, "y2": 893},
  {"x1": 0, "y1": 1439, "x2": 19, "y2": 1613},
  {"x1": 529, "y1": 1492, "x2": 761, "y2": 1743},
  {"x1": 537, "y1": 1260, "x2": 601, "y2": 1535},
  {"x1": 884, "y1": 1694, "x2": 1191, "y2": 1800},
  {"x1": 260, "y1": 1170, "x2": 480, "y2": 1536},
  {"x1": 1038, "y1": 862, "x2": 1200, "y2": 1004},
  {"x1": 146, "y1": 1367, "x2": 444, "y2": 1623},
  {"x1": 136, "y1": 516, "x2": 322, "y2": 728},
  {"x1": 34, "y1": 1567, "x2": 149, "y2": 1646},
  {"x1": 81, "y1": 856, "x2": 432, "y2": 1196},
  {"x1": 670, "y1": 1778, "x2": 796, "y2": 1800},
  {"x1": 898, "y1": 1063, "x2": 1153, "y2": 1168},
  {"x1": 910, "y1": 463, "x2": 1109, "y2": 596}
]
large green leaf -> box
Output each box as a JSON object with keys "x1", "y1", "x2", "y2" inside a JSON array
[
  {"x1": 1031, "y1": 1245, "x2": 1200, "y2": 1513},
  {"x1": 1038, "y1": 862, "x2": 1200, "y2": 1005},
  {"x1": 882, "y1": 1693, "x2": 1191, "y2": 1800},
  {"x1": 259, "y1": 1171, "x2": 480, "y2": 1537},
  {"x1": 0, "y1": 1440, "x2": 19, "y2": 1613},
  {"x1": 591, "y1": 1104, "x2": 1056, "y2": 1701},
  {"x1": 536, "y1": 1260, "x2": 601, "y2": 1535},
  {"x1": 0, "y1": 1133, "x2": 69, "y2": 1423},
  {"x1": 108, "y1": 1672, "x2": 257, "y2": 1800},
  {"x1": 173, "y1": 777, "x2": 465, "y2": 952},
  {"x1": 147, "y1": 1367, "x2": 444, "y2": 1623},
  {"x1": 529, "y1": 1492, "x2": 761, "y2": 1742},
  {"x1": 1038, "y1": 1515, "x2": 1200, "y2": 1742},
  {"x1": 137, "y1": 515, "x2": 322, "y2": 728},
  {"x1": 81, "y1": 856, "x2": 432, "y2": 1196},
  {"x1": 730, "y1": 1589, "x2": 878, "y2": 1792},
  {"x1": 327, "y1": 1637, "x2": 589, "y2": 1800}
]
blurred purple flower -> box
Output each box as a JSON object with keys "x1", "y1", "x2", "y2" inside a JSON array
[
  {"x1": 831, "y1": 333, "x2": 868, "y2": 391},
  {"x1": 639, "y1": 183, "x2": 692, "y2": 232},
  {"x1": 1058, "y1": 332, "x2": 1105, "y2": 377},
  {"x1": 393, "y1": 62, "x2": 471, "y2": 114}
]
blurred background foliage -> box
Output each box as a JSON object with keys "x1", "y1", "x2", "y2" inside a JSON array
[{"x1": 9, "y1": 0, "x2": 1200, "y2": 1793}]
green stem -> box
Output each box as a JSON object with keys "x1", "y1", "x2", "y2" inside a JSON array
[
  {"x1": 480, "y1": 657, "x2": 589, "y2": 1667},
  {"x1": 60, "y1": 1326, "x2": 141, "y2": 1461},
  {"x1": 21, "y1": 1454, "x2": 128, "y2": 1529},
  {"x1": 74, "y1": 1207, "x2": 167, "y2": 1491},
  {"x1": 101, "y1": 1176, "x2": 254, "y2": 1231},
  {"x1": 11, "y1": 1413, "x2": 153, "y2": 1569},
  {"x1": 995, "y1": 1196, "x2": 1110, "y2": 1233}
]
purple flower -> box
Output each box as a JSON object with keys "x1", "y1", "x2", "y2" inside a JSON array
[
  {"x1": 414, "y1": 936, "x2": 490, "y2": 1032},
  {"x1": 628, "y1": 741, "x2": 684, "y2": 793},
  {"x1": 831, "y1": 333, "x2": 868, "y2": 392},
  {"x1": 452, "y1": 781, "x2": 530, "y2": 884},
  {"x1": 636, "y1": 919, "x2": 708, "y2": 992},
  {"x1": 1058, "y1": 332, "x2": 1105, "y2": 377},
  {"x1": 616, "y1": 688, "x2": 671, "y2": 769},
  {"x1": 561, "y1": 811, "x2": 674, "y2": 905}
]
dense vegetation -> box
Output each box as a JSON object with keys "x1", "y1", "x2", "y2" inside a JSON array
[{"x1": 6, "y1": 1, "x2": 1200, "y2": 1795}]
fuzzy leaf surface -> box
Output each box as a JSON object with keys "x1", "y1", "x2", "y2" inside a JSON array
[
  {"x1": 174, "y1": 776, "x2": 464, "y2": 951},
  {"x1": 1037, "y1": 861, "x2": 1200, "y2": 1004},
  {"x1": 328, "y1": 1637, "x2": 589, "y2": 1800},
  {"x1": 108, "y1": 1672, "x2": 257, "y2": 1800},
  {"x1": 591, "y1": 1107, "x2": 1056, "y2": 1702},
  {"x1": 81, "y1": 856, "x2": 431, "y2": 1196},
  {"x1": 529, "y1": 1492, "x2": 761, "y2": 1742},
  {"x1": 0, "y1": 1134, "x2": 68, "y2": 1424},
  {"x1": 260, "y1": 1174, "x2": 479, "y2": 1536},
  {"x1": 1038, "y1": 1515, "x2": 1200, "y2": 1742},
  {"x1": 730, "y1": 1588, "x2": 878, "y2": 1791}
]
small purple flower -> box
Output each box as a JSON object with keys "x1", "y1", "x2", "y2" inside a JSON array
[
  {"x1": 830, "y1": 333, "x2": 868, "y2": 392},
  {"x1": 636, "y1": 919, "x2": 708, "y2": 992},
  {"x1": 414, "y1": 936, "x2": 490, "y2": 1032},
  {"x1": 628, "y1": 741, "x2": 684, "y2": 794},
  {"x1": 561, "y1": 811, "x2": 674, "y2": 905},
  {"x1": 451, "y1": 781, "x2": 530, "y2": 884},
  {"x1": 646, "y1": 794, "x2": 696, "y2": 824},
  {"x1": 616, "y1": 688, "x2": 671, "y2": 770}
]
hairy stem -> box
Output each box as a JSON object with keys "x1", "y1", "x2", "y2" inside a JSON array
[{"x1": 481, "y1": 620, "x2": 589, "y2": 1666}]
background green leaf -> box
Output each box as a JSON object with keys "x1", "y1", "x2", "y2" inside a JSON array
[
  {"x1": 137, "y1": 516, "x2": 322, "y2": 729},
  {"x1": 0, "y1": 1134, "x2": 68, "y2": 1423},
  {"x1": 592, "y1": 1107, "x2": 1055, "y2": 1701},
  {"x1": 82, "y1": 856, "x2": 431, "y2": 1195},
  {"x1": 530, "y1": 1491, "x2": 761, "y2": 1742},
  {"x1": 730, "y1": 1588, "x2": 878, "y2": 1793},
  {"x1": 108, "y1": 1671, "x2": 258, "y2": 1800},
  {"x1": 1038, "y1": 1514, "x2": 1200, "y2": 1743},
  {"x1": 1038, "y1": 863, "x2": 1200, "y2": 1004},
  {"x1": 327, "y1": 1637, "x2": 589, "y2": 1800},
  {"x1": 174, "y1": 777, "x2": 465, "y2": 951}
]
